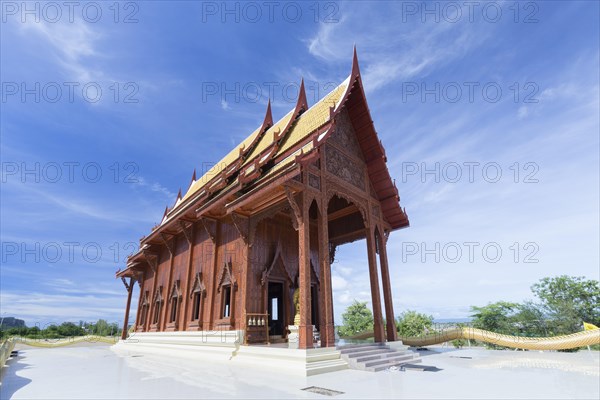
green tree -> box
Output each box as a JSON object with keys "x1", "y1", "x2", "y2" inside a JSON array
[
  {"x1": 471, "y1": 301, "x2": 520, "y2": 334},
  {"x1": 531, "y1": 276, "x2": 600, "y2": 333},
  {"x1": 57, "y1": 322, "x2": 85, "y2": 337},
  {"x1": 396, "y1": 310, "x2": 434, "y2": 337},
  {"x1": 338, "y1": 300, "x2": 373, "y2": 337},
  {"x1": 513, "y1": 301, "x2": 547, "y2": 337},
  {"x1": 93, "y1": 319, "x2": 110, "y2": 336}
]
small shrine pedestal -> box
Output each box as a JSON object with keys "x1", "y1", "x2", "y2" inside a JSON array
[{"x1": 287, "y1": 325, "x2": 299, "y2": 349}]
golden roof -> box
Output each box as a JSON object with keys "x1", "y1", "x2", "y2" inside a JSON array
[
  {"x1": 241, "y1": 109, "x2": 294, "y2": 167},
  {"x1": 181, "y1": 125, "x2": 261, "y2": 203},
  {"x1": 177, "y1": 77, "x2": 349, "y2": 210},
  {"x1": 276, "y1": 82, "x2": 347, "y2": 157}
]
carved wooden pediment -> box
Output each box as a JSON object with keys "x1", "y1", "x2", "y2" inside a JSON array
[
  {"x1": 169, "y1": 280, "x2": 182, "y2": 300},
  {"x1": 153, "y1": 286, "x2": 163, "y2": 303},
  {"x1": 217, "y1": 259, "x2": 236, "y2": 292},
  {"x1": 189, "y1": 272, "x2": 206, "y2": 298},
  {"x1": 260, "y1": 239, "x2": 293, "y2": 286},
  {"x1": 141, "y1": 291, "x2": 150, "y2": 306}
]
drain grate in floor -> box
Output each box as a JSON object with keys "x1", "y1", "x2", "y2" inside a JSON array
[{"x1": 301, "y1": 386, "x2": 344, "y2": 396}]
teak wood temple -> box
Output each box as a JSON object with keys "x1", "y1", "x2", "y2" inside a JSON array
[{"x1": 116, "y1": 49, "x2": 409, "y2": 350}]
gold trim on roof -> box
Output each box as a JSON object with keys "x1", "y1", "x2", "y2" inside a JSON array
[
  {"x1": 181, "y1": 125, "x2": 262, "y2": 203},
  {"x1": 177, "y1": 78, "x2": 347, "y2": 212},
  {"x1": 276, "y1": 82, "x2": 347, "y2": 157},
  {"x1": 241, "y1": 109, "x2": 294, "y2": 167}
]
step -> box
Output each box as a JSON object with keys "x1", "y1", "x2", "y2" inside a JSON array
[
  {"x1": 368, "y1": 358, "x2": 422, "y2": 372},
  {"x1": 338, "y1": 345, "x2": 388, "y2": 355},
  {"x1": 345, "y1": 348, "x2": 394, "y2": 359},
  {"x1": 364, "y1": 353, "x2": 418, "y2": 368},
  {"x1": 355, "y1": 350, "x2": 411, "y2": 363},
  {"x1": 306, "y1": 359, "x2": 349, "y2": 376},
  {"x1": 336, "y1": 342, "x2": 383, "y2": 350}
]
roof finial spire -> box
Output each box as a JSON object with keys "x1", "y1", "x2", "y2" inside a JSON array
[
  {"x1": 263, "y1": 98, "x2": 273, "y2": 127},
  {"x1": 351, "y1": 45, "x2": 361, "y2": 78},
  {"x1": 295, "y1": 78, "x2": 308, "y2": 113}
]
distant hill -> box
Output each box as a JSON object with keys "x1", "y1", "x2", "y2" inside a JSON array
[{"x1": 0, "y1": 317, "x2": 26, "y2": 329}]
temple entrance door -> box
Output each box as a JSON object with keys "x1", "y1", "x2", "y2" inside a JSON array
[
  {"x1": 311, "y1": 284, "x2": 319, "y2": 331},
  {"x1": 268, "y1": 281, "x2": 284, "y2": 337}
]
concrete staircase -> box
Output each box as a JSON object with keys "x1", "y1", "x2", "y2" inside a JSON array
[{"x1": 337, "y1": 342, "x2": 421, "y2": 372}]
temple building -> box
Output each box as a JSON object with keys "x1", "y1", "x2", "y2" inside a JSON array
[{"x1": 116, "y1": 49, "x2": 409, "y2": 353}]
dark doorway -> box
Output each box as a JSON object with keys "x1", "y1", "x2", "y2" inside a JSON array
[
  {"x1": 311, "y1": 285, "x2": 319, "y2": 331},
  {"x1": 268, "y1": 282, "x2": 284, "y2": 336}
]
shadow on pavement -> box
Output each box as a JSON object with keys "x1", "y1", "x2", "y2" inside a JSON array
[{"x1": 0, "y1": 351, "x2": 33, "y2": 399}]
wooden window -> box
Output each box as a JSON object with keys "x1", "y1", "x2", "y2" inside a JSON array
[
  {"x1": 192, "y1": 292, "x2": 201, "y2": 321},
  {"x1": 153, "y1": 287, "x2": 163, "y2": 325},
  {"x1": 170, "y1": 297, "x2": 178, "y2": 323},
  {"x1": 189, "y1": 272, "x2": 205, "y2": 323},
  {"x1": 168, "y1": 280, "x2": 181, "y2": 324},
  {"x1": 222, "y1": 285, "x2": 231, "y2": 318},
  {"x1": 140, "y1": 291, "x2": 149, "y2": 325},
  {"x1": 153, "y1": 301, "x2": 161, "y2": 324}
]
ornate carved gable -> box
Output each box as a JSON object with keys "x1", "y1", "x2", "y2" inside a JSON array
[
  {"x1": 141, "y1": 291, "x2": 150, "y2": 306},
  {"x1": 189, "y1": 272, "x2": 206, "y2": 297},
  {"x1": 169, "y1": 280, "x2": 182, "y2": 299},
  {"x1": 261, "y1": 239, "x2": 293, "y2": 286},
  {"x1": 217, "y1": 259, "x2": 236, "y2": 292},
  {"x1": 325, "y1": 109, "x2": 367, "y2": 191},
  {"x1": 153, "y1": 286, "x2": 163, "y2": 303},
  {"x1": 329, "y1": 108, "x2": 364, "y2": 161},
  {"x1": 295, "y1": 261, "x2": 321, "y2": 286}
]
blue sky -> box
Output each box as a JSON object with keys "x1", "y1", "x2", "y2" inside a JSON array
[{"x1": 1, "y1": 1, "x2": 598, "y2": 327}]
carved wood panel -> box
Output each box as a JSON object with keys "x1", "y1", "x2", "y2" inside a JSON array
[
  {"x1": 330, "y1": 108, "x2": 364, "y2": 160},
  {"x1": 308, "y1": 173, "x2": 321, "y2": 190},
  {"x1": 325, "y1": 144, "x2": 366, "y2": 191}
]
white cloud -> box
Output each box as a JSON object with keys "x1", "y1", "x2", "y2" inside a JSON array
[
  {"x1": 307, "y1": 4, "x2": 489, "y2": 91},
  {"x1": 331, "y1": 274, "x2": 348, "y2": 290},
  {"x1": 0, "y1": 290, "x2": 133, "y2": 326},
  {"x1": 517, "y1": 106, "x2": 529, "y2": 119},
  {"x1": 133, "y1": 177, "x2": 177, "y2": 200},
  {"x1": 20, "y1": 19, "x2": 103, "y2": 82}
]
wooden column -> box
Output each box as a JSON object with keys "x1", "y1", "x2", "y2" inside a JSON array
[
  {"x1": 318, "y1": 209, "x2": 335, "y2": 347},
  {"x1": 180, "y1": 224, "x2": 195, "y2": 330},
  {"x1": 366, "y1": 226, "x2": 385, "y2": 343},
  {"x1": 298, "y1": 192, "x2": 313, "y2": 349},
  {"x1": 134, "y1": 277, "x2": 144, "y2": 330},
  {"x1": 378, "y1": 231, "x2": 397, "y2": 341},
  {"x1": 207, "y1": 221, "x2": 220, "y2": 330},
  {"x1": 121, "y1": 278, "x2": 134, "y2": 340},
  {"x1": 161, "y1": 239, "x2": 176, "y2": 331}
]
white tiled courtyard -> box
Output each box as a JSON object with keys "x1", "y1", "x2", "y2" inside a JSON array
[{"x1": 1, "y1": 343, "x2": 598, "y2": 399}]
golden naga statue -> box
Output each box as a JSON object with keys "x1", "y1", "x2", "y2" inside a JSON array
[
  {"x1": 293, "y1": 287, "x2": 301, "y2": 326},
  {"x1": 400, "y1": 326, "x2": 600, "y2": 350}
]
